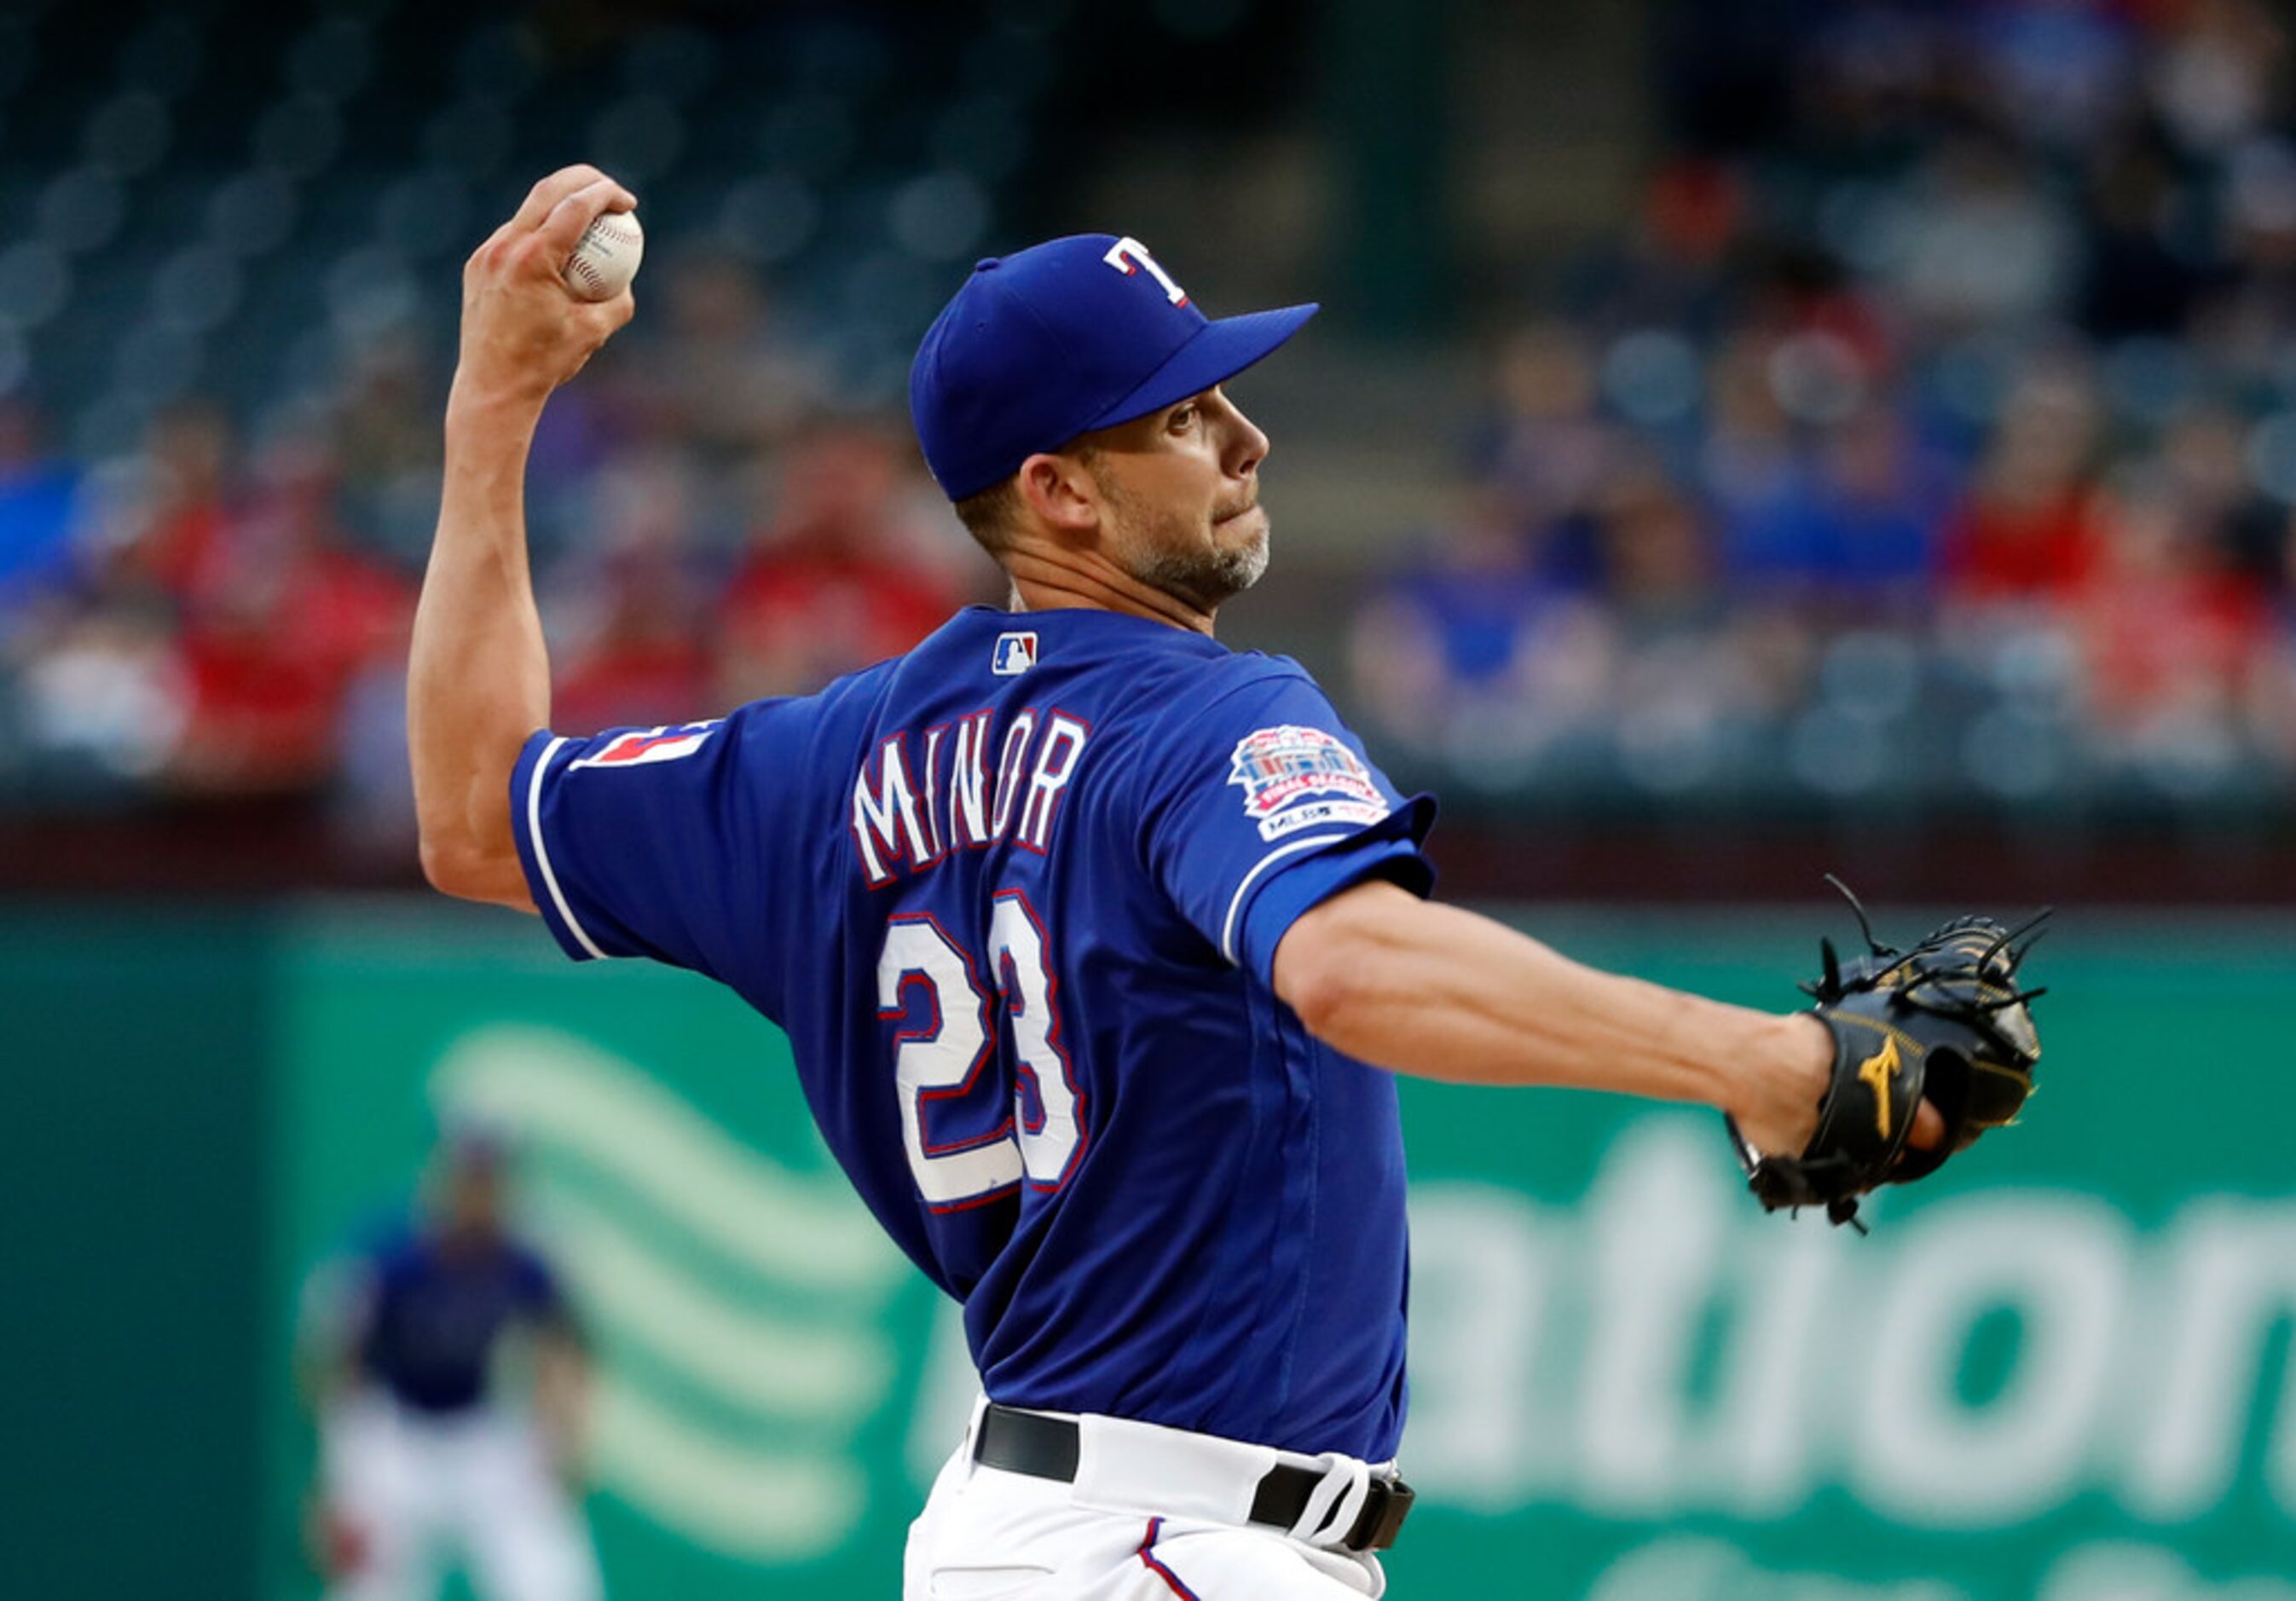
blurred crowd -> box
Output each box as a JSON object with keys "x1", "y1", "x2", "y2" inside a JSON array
[
  {"x1": 1353, "y1": 0, "x2": 2296, "y2": 800},
  {"x1": 0, "y1": 249, "x2": 992, "y2": 840},
  {"x1": 16, "y1": 0, "x2": 2296, "y2": 831}
]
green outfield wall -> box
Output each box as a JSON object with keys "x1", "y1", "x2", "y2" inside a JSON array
[
  {"x1": 5, "y1": 900, "x2": 2293, "y2": 1598},
  {"x1": 0, "y1": 909, "x2": 272, "y2": 1601}
]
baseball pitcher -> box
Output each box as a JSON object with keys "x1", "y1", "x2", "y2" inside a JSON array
[{"x1": 410, "y1": 168, "x2": 2041, "y2": 1598}]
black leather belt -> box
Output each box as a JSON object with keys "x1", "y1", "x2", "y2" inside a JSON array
[{"x1": 970, "y1": 1402, "x2": 1415, "y2": 1553}]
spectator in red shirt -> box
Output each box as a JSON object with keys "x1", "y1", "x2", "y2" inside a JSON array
[
  {"x1": 170, "y1": 434, "x2": 413, "y2": 795},
  {"x1": 545, "y1": 450, "x2": 714, "y2": 733},
  {"x1": 550, "y1": 545, "x2": 714, "y2": 736},
  {"x1": 1940, "y1": 367, "x2": 2108, "y2": 609},
  {"x1": 104, "y1": 400, "x2": 234, "y2": 607},
  {"x1": 717, "y1": 425, "x2": 963, "y2": 701},
  {"x1": 2076, "y1": 472, "x2": 2267, "y2": 738}
]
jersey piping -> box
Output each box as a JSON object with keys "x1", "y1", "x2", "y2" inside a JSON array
[
  {"x1": 524, "y1": 735, "x2": 609, "y2": 960},
  {"x1": 1219, "y1": 832, "x2": 1351, "y2": 964}
]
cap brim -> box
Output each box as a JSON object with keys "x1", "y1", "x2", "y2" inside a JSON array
[{"x1": 1084, "y1": 302, "x2": 1319, "y2": 433}]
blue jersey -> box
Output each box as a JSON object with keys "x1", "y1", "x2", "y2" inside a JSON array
[
  {"x1": 350, "y1": 1226, "x2": 565, "y2": 1414},
  {"x1": 511, "y1": 605, "x2": 1435, "y2": 1459}
]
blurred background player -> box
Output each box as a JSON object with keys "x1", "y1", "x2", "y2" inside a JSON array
[{"x1": 295, "y1": 1129, "x2": 600, "y2": 1601}]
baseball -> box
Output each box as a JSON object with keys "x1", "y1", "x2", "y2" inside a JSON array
[{"x1": 561, "y1": 210, "x2": 643, "y2": 302}]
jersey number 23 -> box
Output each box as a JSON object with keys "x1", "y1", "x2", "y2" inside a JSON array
[{"x1": 876, "y1": 892, "x2": 1083, "y2": 1210}]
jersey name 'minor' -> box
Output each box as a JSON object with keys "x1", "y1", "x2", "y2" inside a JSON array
[{"x1": 850, "y1": 707, "x2": 1092, "y2": 887}]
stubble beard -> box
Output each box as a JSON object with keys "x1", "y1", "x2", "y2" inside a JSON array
[{"x1": 1096, "y1": 469, "x2": 1270, "y2": 611}]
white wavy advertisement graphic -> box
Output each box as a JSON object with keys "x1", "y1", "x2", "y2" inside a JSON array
[{"x1": 429, "y1": 1024, "x2": 908, "y2": 1563}]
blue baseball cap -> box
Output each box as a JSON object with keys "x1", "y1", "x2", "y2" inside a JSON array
[{"x1": 910, "y1": 234, "x2": 1318, "y2": 500}]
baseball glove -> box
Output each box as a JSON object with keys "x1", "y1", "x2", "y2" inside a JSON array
[{"x1": 1726, "y1": 880, "x2": 2047, "y2": 1232}]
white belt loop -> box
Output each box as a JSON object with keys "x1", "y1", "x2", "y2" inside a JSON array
[
  {"x1": 1285, "y1": 1452, "x2": 1373, "y2": 1548},
  {"x1": 1072, "y1": 1412, "x2": 1279, "y2": 1526},
  {"x1": 995, "y1": 1404, "x2": 1398, "y2": 1552},
  {"x1": 959, "y1": 1394, "x2": 992, "y2": 1476}
]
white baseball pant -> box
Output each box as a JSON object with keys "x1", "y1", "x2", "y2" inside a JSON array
[
  {"x1": 319, "y1": 1391, "x2": 602, "y2": 1601},
  {"x1": 905, "y1": 1400, "x2": 1390, "y2": 1600}
]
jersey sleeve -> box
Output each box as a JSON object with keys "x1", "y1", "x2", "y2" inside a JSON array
[
  {"x1": 510, "y1": 702, "x2": 805, "y2": 994},
  {"x1": 1139, "y1": 665, "x2": 1436, "y2": 987}
]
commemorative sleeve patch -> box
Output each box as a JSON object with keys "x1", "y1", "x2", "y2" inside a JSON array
[{"x1": 1227, "y1": 724, "x2": 1391, "y2": 842}]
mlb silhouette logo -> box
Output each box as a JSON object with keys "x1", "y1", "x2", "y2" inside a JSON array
[{"x1": 992, "y1": 632, "x2": 1038, "y2": 675}]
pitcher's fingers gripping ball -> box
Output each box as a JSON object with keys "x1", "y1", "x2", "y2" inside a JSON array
[
  {"x1": 456, "y1": 166, "x2": 639, "y2": 399},
  {"x1": 1727, "y1": 881, "x2": 2048, "y2": 1230},
  {"x1": 561, "y1": 211, "x2": 644, "y2": 302}
]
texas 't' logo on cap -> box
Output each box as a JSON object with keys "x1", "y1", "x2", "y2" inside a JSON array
[
  {"x1": 908, "y1": 234, "x2": 1318, "y2": 502},
  {"x1": 1101, "y1": 236, "x2": 1189, "y2": 308}
]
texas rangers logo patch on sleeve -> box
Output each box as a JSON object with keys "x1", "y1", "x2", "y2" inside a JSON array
[
  {"x1": 1228, "y1": 725, "x2": 1391, "y2": 841},
  {"x1": 570, "y1": 721, "x2": 721, "y2": 770}
]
